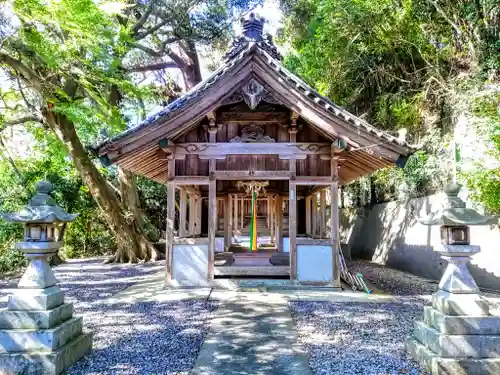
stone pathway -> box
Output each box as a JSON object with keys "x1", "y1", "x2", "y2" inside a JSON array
[{"x1": 191, "y1": 292, "x2": 312, "y2": 375}]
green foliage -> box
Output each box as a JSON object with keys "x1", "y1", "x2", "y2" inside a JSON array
[
  {"x1": 463, "y1": 91, "x2": 500, "y2": 214},
  {"x1": 281, "y1": 0, "x2": 499, "y2": 208}
]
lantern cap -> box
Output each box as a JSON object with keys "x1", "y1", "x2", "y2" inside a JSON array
[
  {"x1": 1, "y1": 180, "x2": 78, "y2": 224},
  {"x1": 419, "y1": 184, "x2": 496, "y2": 226}
]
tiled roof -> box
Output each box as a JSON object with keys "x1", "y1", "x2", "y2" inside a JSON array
[{"x1": 96, "y1": 13, "x2": 414, "y2": 155}]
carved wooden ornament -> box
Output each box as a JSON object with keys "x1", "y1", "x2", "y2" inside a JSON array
[{"x1": 229, "y1": 124, "x2": 275, "y2": 143}]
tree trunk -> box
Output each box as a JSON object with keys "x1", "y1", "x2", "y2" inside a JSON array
[
  {"x1": 118, "y1": 167, "x2": 161, "y2": 243},
  {"x1": 182, "y1": 41, "x2": 203, "y2": 90},
  {"x1": 44, "y1": 109, "x2": 157, "y2": 263}
]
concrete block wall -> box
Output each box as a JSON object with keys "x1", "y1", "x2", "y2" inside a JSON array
[{"x1": 340, "y1": 193, "x2": 500, "y2": 290}]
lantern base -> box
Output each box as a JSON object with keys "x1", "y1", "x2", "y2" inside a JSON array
[
  {"x1": 407, "y1": 337, "x2": 500, "y2": 375},
  {"x1": 8, "y1": 286, "x2": 64, "y2": 311},
  {"x1": 0, "y1": 285, "x2": 92, "y2": 374},
  {"x1": 0, "y1": 330, "x2": 92, "y2": 375}
]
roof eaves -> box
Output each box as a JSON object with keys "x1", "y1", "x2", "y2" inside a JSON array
[
  {"x1": 95, "y1": 43, "x2": 255, "y2": 154},
  {"x1": 255, "y1": 47, "x2": 417, "y2": 153}
]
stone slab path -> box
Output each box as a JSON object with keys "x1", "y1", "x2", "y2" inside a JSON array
[{"x1": 191, "y1": 292, "x2": 312, "y2": 375}]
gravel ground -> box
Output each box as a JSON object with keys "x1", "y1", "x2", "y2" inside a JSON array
[
  {"x1": 347, "y1": 259, "x2": 500, "y2": 310},
  {"x1": 290, "y1": 301, "x2": 427, "y2": 375},
  {"x1": 0, "y1": 258, "x2": 164, "y2": 310},
  {"x1": 0, "y1": 258, "x2": 218, "y2": 375},
  {"x1": 66, "y1": 300, "x2": 217, "y2": 375}
]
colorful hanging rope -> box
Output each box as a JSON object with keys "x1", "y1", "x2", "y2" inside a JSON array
[{"x1": 249, "y1": 190, "x2": 258, "y2": 251}]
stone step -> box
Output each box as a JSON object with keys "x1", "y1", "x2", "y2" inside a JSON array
[
  {"x1": 0, "y1": 331, "x2": 93, "y2": 375},
  {"x1": 424, "y1": 306, "x2": 500, "y2": 335},
  {"x1": 412, "y1": 320, "x2": 500, "y2": 358},
  {"x1": 0, "y1": 317, "x2": 83, "y2": 353},
  {"x1": 0, "y1": 303, "x2": 73, "y2": 330},
  {"x1": 432, "y1": 290, "x2": 490, "y2": 316},
  {"x1": 406, "y1": 336, "x2": 500, "y2": 375},
  {"x1": 8, "y1": 286, "x2": 64, "y2": 311}
]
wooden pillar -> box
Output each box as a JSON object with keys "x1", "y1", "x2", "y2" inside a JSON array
[
  {"x1": 289, "y1": 183, "x2": 297, "y2": 280},
  {"x1": 179, "y1": 188, "x2": 187, "y2": 237},
  {"x1": 331, "y1": 155, "x2": 341, "y2": 287},
  {"x1": 266, "y1": 196, "x2": 271, "y2": 230},
  {"x1": 305, "y1": 195, "x2": 311, "y2": 237},
  {"x1": 208, "y1": 180, "x2": 216, "y2": 280},
  {"x1": 188, "y1": 193, "x2": 195, "y2": 236},
  {"x1": 270, "y1": 195, "x2": 275, "y2": 243},
  {"x1": 276, "y1": 195, "x2": 283, "y2": 251},
  {"x1": 233, "y1": 194, "x2": 238, "y2": 235},
  {"x1": 311, "y1": 193, "x2": 317, "y2": 238},
  {"x1": 320, "y1": 189, "x2": 326, "y2": 238},
  {"x1": 195, "y1": 197, "x2": 201, "y2": 235},
  {"x1": 165, "y1": 157, "x2": 175, "y2": 281},
  {"x1": 224, "y1": 194, "x2": 232, "y2": 251}
]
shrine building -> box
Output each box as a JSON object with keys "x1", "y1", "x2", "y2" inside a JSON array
[{"x1": 95, "y1": 14, "x2": 414, "y2": 287}]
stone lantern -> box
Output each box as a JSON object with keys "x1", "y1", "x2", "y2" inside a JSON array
[
  {"x1": 0, "y1": 180, "x2": 92, "y2": 375},
  {"x1": 406, "y1": 183, "x2": 500, "y2": 375}
]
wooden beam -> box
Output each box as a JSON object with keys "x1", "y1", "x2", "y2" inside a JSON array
[
  {"x1": 208, "y1": 180, "x2": 216, "y2": 280},
  {"x1": 174, "y1": 176, "x2": 210, "y2": 185},
  {"x1": 289, "y1": 183, "x2": 297, "y2": 280},
  {"x1": 214, "y1": 170, "x2": 291, "y2": 180},
  {"x1": 293, "y1": 176, "x2": 334, "y2": 185},
  {"x1": 220, "y1": 111, "x2": 289, "y2": 122},
  {"x1": 171, "y1": 143, "x2": 331, "y2": 160}
]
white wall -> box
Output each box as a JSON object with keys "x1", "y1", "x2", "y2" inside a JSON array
[{"x1": 342, "y1": 193, "x2": 500, "y2": 290}]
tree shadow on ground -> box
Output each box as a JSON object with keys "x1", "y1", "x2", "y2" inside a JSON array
[
  {"x1": 64, "y1": 299, "x2": 217, "y2": 375},
  {"x1": 289, "y1": 301, "x2": 428, "y2": 375}
]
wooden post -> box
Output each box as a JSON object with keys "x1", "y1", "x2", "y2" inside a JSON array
[
  {"x1": 320, "y1": 189, "x2": 326, "y2": 238},
  {"x1": 311, "y1": 193, "x2": 317, "y2": 238},
  {"x1": 233, "y1": 194, "x2": 238, "y2": 235},
  {"x1": 208, "y1": 180, "x2": 216, "y2": 280},
  {"x1": 266, "y1": 196, "x2": 271, "y2": 230},
  {"x1": 240, "y1": 197, "x2": 243, "y2": 228},
  {"x1": 289, "y1": 183, "x2": 297, "y2": 280},
  {"x1": 270, "y1": 195, "x2": 275, "y2": 243},
  {"x1": 188, "y1": 194, "x2": 195, "y2": 236},
  {"x1": 194, "y1": 196, "x2": 201, "y2": 236},
  {"x1": 305, "y1": 195, "x2": 311, "y2": 237},
  {"x1": 165, "y1": 157, "x2": 175, "y2": 281},
  {"x1": 179, "y1": 188, "x2": 187, "y2": 237},
  {"x1": 224, "y1": 194, "x2": 231, "y2": 251},
  {"x1": 331, "y1": 155, "x2": 341, "y2": 288},
  {"x1": 276, "y1": 195, "x2": 283, "y2": 251}
]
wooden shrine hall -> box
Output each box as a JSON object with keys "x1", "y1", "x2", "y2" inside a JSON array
[{"x1": 96, "y1": 13, "x2": 414, "y2": 287}]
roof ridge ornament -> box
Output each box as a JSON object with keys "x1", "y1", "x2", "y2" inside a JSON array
[
  {"x1": 242, "y1": 12, "x2": 264, "y2": 41},
  {"x1": 224, "y1": 12, "x2": 282, "y2": 61}
]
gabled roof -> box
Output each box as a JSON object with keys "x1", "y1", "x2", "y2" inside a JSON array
[{"x1": 95, "y1": 13, "x2": 415, "y2": 185}]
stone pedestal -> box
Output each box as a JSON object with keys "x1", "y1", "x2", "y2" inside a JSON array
[
  {"x1": 0, "y1": 243, "x2": 92, "y2": 375},
  {"x1": 406, "y1": 245, "x2": 500, "y2": 374}
]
